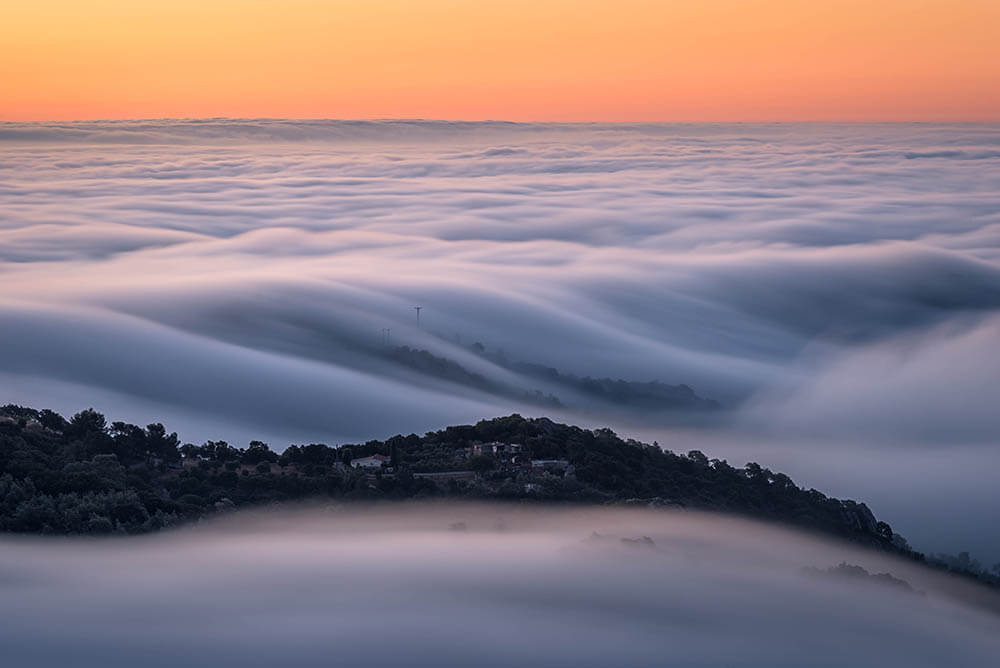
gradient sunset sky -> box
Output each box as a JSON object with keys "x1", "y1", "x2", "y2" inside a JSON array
[{"x1": 3, "y1": 0, "x2": 999, "y2": 122}]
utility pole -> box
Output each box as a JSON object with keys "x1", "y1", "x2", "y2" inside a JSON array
[{"x1": 414, "y1": 306, "x2": 422, "y2": 328}]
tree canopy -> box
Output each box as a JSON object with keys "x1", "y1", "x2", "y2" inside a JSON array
[{"x1": 1, "y1": 402, "x2": 995, "y2": 587}]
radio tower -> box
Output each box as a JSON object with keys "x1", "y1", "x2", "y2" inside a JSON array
[{"x1": 414, "y1": 306, "x2": 422, "y2": 328}]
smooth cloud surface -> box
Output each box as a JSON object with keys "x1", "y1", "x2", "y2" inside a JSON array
[
  {"x1": 1, "y1": 120, "x2": 999, "y2": 557},
  {"x1": 1, "y1": 505, "x2": 998, "y2": 668}
]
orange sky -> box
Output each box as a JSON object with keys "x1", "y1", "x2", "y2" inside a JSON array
[{"x1": 2, "y1": 0, "x2": 998, "y2": 122}]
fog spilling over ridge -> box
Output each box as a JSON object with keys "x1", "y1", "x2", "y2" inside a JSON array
[
  {"x1": 2, "y1": 120, "x2": 999, "y2": 558},
  {"x1": 1, "y1": 504, "x2": 998, "y2": 668}
]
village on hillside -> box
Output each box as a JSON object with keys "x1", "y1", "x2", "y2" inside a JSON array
[
  {"x1": 168, "y1": 436, "x2": 575, "y2": 496},
  {"x1": 347, "y1": 441, "x2": 573, "y2": 492}
]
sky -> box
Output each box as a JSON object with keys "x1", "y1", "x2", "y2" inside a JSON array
[
  {"x1": 2, "y1": 0, "x2": 999, "y2": 122},
  {"x1": 1, "y1": 120, "x2": 999, "y2": 560}
]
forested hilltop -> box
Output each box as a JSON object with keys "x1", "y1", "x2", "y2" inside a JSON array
[{"x1": 1, "y1": 403, "x2": 996, "y2": 585}]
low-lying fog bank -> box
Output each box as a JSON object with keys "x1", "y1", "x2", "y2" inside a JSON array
[{"x1": 1, "y1": 504, "x2": 997, "y2": 667}]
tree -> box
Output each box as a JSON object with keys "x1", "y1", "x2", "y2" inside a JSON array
[
  {"x1": 687, "y1": 450, "x2": 709, "y2": 467},
  {"x1": 37, "y1": 409, "x2": 67, "y2": 432},
  {"x1": 468, "y1": 455, "x2": 496, "y2": 473},
  {"x1": 67, "y1": 409, "x2": 113, "y2": 459},
  {"x1": 243, "y1": 441, "x2": 277, "y2": 465},
  {"x1": 145, "y1": 423, "x2": 180, "y2": 461},
  {"x1": 111, "y1": 422, "x2": 147, "y2": 464},
  {"x1": 68, "y1": 409, "x2": 107, "y2": 439}
]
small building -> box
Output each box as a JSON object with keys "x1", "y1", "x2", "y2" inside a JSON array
[
  {"x1": 531, "y1": 459, "x2": 571, "y2": 470},
  {"x1": 470, "y1": 442, "x2": 493, "y2": 457},
  {"x1": 350, "y1": 454, "x2": 391, "y2": 469},
  {"x1": 470, "y1": 442, "x2": 523, "y2": 458}
]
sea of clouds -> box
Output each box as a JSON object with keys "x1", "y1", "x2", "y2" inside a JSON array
[
  {"x1": 1, "y1": 504, "x2": 999, "y2": 667},
  {"x1": 1, "y1": 120, "x2": 999, "y2": 557}
]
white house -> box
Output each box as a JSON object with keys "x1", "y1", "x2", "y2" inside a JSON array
[
  {"x1": 350, "y1": 454, "x2": 390, "y2": 469},
  {"x1": 470, "y1": 442, "x2": 523, "y2": 457}
]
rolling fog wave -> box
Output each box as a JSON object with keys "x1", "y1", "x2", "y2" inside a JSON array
[
  {"x1": 2, "y1": 120, "x2": 999, "y2": 558},
  {"x1": 1, "y1": 505, "x2": 998, "y2": 668}
]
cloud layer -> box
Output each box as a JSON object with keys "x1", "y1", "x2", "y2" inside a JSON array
[
  {"x1": 1, "y1": 505, "x2": 998, "y2": 668},
  {"x1": 2, "y1": 120, "x2": 999, "y2": 556}
]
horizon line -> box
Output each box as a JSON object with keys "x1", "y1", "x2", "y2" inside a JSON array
[{"x1": 3, "y1": 116, "x2": 999, "y2": 125}]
